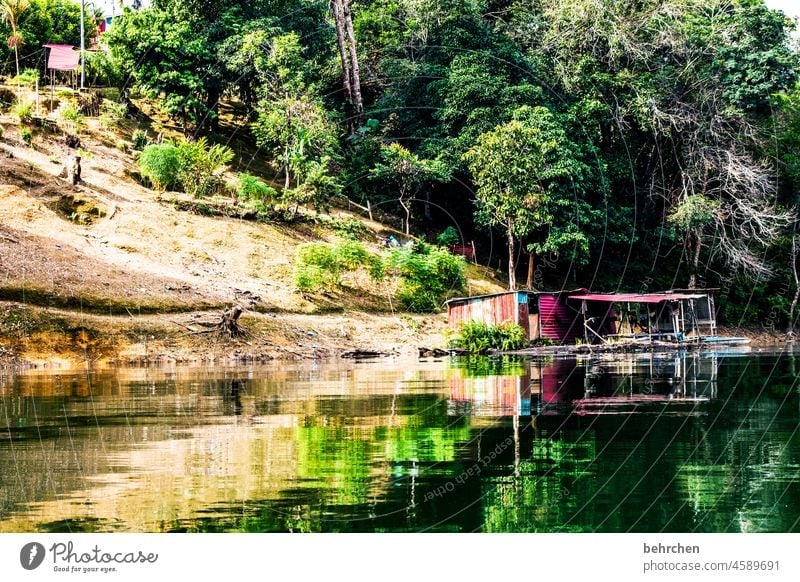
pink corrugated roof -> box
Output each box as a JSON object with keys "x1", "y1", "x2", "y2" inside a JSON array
[
  {"x1": 43, "y1": 44, "x2": 79, "y2": 71},
  {"x1": 569, "y1": 293, "x2": 707, "y2": 304}
]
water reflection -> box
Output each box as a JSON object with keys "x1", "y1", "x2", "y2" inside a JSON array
[{"x1": 0, "y1": 350, "x2": 798, "y2": 533}]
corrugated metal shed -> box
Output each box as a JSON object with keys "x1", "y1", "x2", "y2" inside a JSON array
[
  {"x1": 446, "y1": 291, "x2": 531, "y2": 337},
  {"x1": 445, "y1": 290, "x2": 586, "y2": 344}
]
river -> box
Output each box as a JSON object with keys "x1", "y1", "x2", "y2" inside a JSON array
[{"x1": 1, "y1": 348, "x2": 799, "y2": 532}]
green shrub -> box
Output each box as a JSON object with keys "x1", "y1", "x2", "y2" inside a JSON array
[
  {"x1": 60, "y1": 103, "x2": 83, "y2": 122},
  {"x1": 0, "y1": 124, "x2": 4, "y2": 139},
  {"x1": 334, "y1": 240, "x2": 372, "y2": 271},
  {"x1": 137, "y1": 143, "x2": 181, "y2": 191},
  {"x1": 235, "y1": 172, "x2": 277, "y2": 201},
  {"x1": 452, "y1": 321, "x2": 528, "y2": 353},
  {"x1": 295, "y1": 243, "x2": 341, "y2": 292},
  {"x1": 20, "y1": 127, "x2": 33, "y2": 147},
  {"x1": 294, "y1": 240, "x2": 381, "y2": 292},
  {"x1": 294, "y1": 263, "x2": 328, "y2": 292},
  {"x1": 436, "y1": 226, "x2": 460, "y2": 247},
  {"x1": 59, "y1": 103, "x2": 86, "y2": 133},
  {"x1": 137, "y1": 138, "x2": 234, "y2": 195},
  {"x1": 9, "y1": 69, "x2": 39, "y2": 86},
  {"x1": 100, "y1": 101, "x2": 127, "y2": 127},
  {"x1": 328, "y1": 215, "x2": 368, "y2": 240},
  {"x1": 12, "y1": 101, "x2": 33, "y2": 124},
  {"x1": 131, "y1": 129, "x2": 149, "y2": 151},
  {"x1": 385, "y1": 243, "x2": 466, "y2": 312},
  {"x1": 176, "y1": 137, "x2": 234, "y2": 197}
]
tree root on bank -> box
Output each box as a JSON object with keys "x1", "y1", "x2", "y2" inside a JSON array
[{"x1": 177, "y1": 305, "x2": 247, "y2": 339}]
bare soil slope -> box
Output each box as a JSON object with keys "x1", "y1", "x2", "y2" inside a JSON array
[{"x1": 0, "y1": 110, "x2": 504, "y2": 368}]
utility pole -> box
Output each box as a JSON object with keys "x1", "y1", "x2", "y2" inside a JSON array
[{"x1": 80, "y1": 0, "x2": 85, "y2": 91}]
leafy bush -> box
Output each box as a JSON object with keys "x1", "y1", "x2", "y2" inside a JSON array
[
  {"x1": 385, "y1": 243, "x2": 466, "y2": 312},
  {"x1": 131, "y1": 129, "x2": 149, "y2": 151},
  {"x1": 234, "y1": 173, "x2": 277, "y2": 201},
  {"x1": 294, "y1": 243, "x2": 340, "y2": 292},
  {"x1": 100, "y1": 101, "x2": 127, "y2": 127},
  {"x1": 59, "y1": 103, "x2": 86, "y2": 133},
  {"x1": 12, "y1": 101, "x2": 33, "y2": 124},
  {"x1": 176, "y1": 137, "x2": 234, "y2": 197},
  {"x1": 20, "y1": 127, "x2": 33, "y2": 147},
  {"x1": 328, "y1": 215, "x2": 368, "y2": 240},
  {"x1": 60, "y1": 103, "x2": 83, "y2": 122},
  {"x1": 436, "y1": 226, "x2": 460, "y2": 247},
  {"x1": 452, "y1": 321, "x2": 528, "y2": 353},
  {"x1": 137, "y1": 143, "x2": 181, "y2": 191},
  {"x1": 0, "y1": 124, "x2": 4, "y2": 139},
  {"x1": 294, "y1": 240, "x2": 381, "y2": 292},
  {"x1": 9, "y1": 69, "x2": 39, "y2": 86},
  {"x1": 137, "y1": 138, "x2": 233, "y2": 195}
]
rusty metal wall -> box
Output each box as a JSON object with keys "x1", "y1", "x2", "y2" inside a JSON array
[
  {"x1": 537, "y1": 294, "x2": 582, "y2": 343},
  {"x1": 447, "y1": 292, "x2": 530, "y2": 338}
]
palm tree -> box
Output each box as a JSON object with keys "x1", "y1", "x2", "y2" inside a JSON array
[{"x1": 1, "y1": 0, "x2": 31, "y2": 78}]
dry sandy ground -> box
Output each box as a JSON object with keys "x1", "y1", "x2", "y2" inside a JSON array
[{"x1": 0, "y1": 112, "x2": 504, "y2": 369}]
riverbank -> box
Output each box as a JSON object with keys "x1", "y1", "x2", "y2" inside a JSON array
[
  {"x1": 1, "y1": 297, "x2": 793, "y2": 372},
  {"x1": 0, "y1": 301, "x2": 451, "y2": 370}
]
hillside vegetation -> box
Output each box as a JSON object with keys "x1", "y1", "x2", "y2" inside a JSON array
[{"x1": 2, "y1": 0, "x2": 800, "y2": 366}]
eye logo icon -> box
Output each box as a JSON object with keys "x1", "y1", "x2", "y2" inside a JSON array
[{"x1": 20, "y1": 542, "x2": 46, "y2": 570}]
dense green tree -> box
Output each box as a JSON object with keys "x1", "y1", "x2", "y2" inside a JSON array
[
  {"x1": 105, "y1": 6, "x2": 223, "y2": 134},
  {"x1": 464, "y1": 106, "x2": 593, "y2": 290},
  {"x1": 534, "y1": 0, "x2": 797, "y2": 288},
  {"x1": 369, "y1": 142, "x2": 449, "y2": 235}
]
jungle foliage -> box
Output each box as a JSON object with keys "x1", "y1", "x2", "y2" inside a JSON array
[{"x1": 4, "y1": 0, "x2": 800, "y2": 326}]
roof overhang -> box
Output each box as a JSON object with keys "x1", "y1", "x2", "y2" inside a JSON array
[
  {"x1": 569, "y1": 293, "x2": 708, "y2": 304},
  {"x1": 43, "y1": 44, "x2": 79, "y2": 71}
]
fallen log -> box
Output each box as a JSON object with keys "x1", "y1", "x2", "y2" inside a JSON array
[{"x1": 340, "y1": 349, "x2": 392, "y2": 359}]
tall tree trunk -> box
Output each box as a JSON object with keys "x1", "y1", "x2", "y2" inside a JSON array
[
  {"x1": 687, "y1": 231, "x2": 702, "y2": 289},
  {"x1": 507, "y1": 220, "x2": 516, "y2": 291},
  {"x1": 284, "y1": 154, "x2": 291, "y2": 190},
  {"x1": 790, "y1": 229, "x2": 799, "y2": 333},
  {"x1": 331, "y1": 0, "x2": 363, "y2": 132},
  {"x1": 342, "y1": 0, "x2": 364, "y2": 125},
  {"x1": 399, "y1": 195, "x2": 411, "y2": 236},
  {"x1": 526, "y1": 251, "x2": 535, "y2": 290},
  {"x1": 331, "y1": 0, "x2": 353, "y2": 130}
]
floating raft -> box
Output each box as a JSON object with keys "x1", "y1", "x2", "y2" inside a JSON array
[{"x1": 493, "y1": 335, "x2": 752, "y2": 356}]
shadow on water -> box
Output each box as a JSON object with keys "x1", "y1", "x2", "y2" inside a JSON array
[{"x1": 1, "y1": 349, "x2": 799, "y2": 533}]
